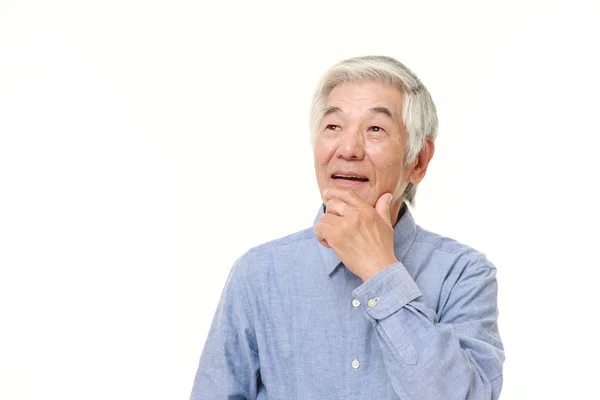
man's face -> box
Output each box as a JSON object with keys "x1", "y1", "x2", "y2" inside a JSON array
[{"x1": 314, "y1": 80, "x2": 410, "y2": 207}]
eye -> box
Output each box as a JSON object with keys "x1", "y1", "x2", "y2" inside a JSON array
[
  {"x1": 369, "y1": 126, "x2": 385, "y2": 133},
  {"x1": 325, "y1": 124, "x2": 341, "y2": 131}
]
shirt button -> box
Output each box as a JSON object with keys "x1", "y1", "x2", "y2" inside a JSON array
[
  {"x1": 368, "y1": 298, "x2": 377, "y2": 308},
  {"x1": 351, "y1": 359, "x2": 360, "y2": 369},
  {"x1": 352, "y1": 299, "x2": 360, "y2": 308}
]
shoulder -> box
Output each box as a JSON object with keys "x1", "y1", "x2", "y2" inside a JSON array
[
  {"x1": 232, "y1": 226, "x2": 316, "y2": 278},
  {"x1": 409, "y1": 225, "x2": 500, "y2": 319},
  {"x1": 247, "y1": 226, "x2": 315, "y2": 256},
  {"x1": 412, "y1": 225, "x2": 496, "y2": 271}
]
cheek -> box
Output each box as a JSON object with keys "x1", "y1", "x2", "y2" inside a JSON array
[
  {"x1": 314, "y1": 139, "x2": 336, "y2": 169},
  {"x1": 367, "y1": 145, "x2": 405, "y2": 183}
]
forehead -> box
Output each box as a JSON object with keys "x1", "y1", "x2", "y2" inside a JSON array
[{"x1": 325, "y1": 81, "x2": 404, "y2": 116}]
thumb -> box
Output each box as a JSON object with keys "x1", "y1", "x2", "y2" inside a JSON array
[{"x1": 375, "y1": 193, "x2": 393, "y2": 225}]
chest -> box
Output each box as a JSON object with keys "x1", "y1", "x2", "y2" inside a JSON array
[{"x1": 249, "y1": 266, "x2": 400, "y2": 399}]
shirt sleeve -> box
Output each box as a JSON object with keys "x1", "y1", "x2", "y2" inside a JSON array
[
  {"x1": 352, "y1": 256, "x2": 504, "y2": 400},
  {"x1": 190, "y1": 259, "x2": 260, "y2": 400}
]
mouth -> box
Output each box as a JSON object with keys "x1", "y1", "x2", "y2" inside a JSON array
[{"x1": 331, "y1": 174, "x2": 369, "y2": 182}]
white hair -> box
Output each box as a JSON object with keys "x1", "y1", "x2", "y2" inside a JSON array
[{"x1": 309, "y1": 56, "x2": 438, "y2": 205}]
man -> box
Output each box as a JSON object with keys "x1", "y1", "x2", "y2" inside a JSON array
[{"x1": 190, "y1": 56, "x2": 504, "y2": 399}]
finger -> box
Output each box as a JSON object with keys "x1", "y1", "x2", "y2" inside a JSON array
[
  {"x1": 314, "y1": 221, "x2": 331, "y2": 240},
  {"x1": 319, "y1": 212, "x2": 343, "y2": 225},
  {"x1": 318, "y1": 238, "x2": 331, "y2": 248},
  {"x1": 324, "y1": 198, "x2": 351, "y2": 217},
  {"x1": 314, "y1": 222, "x2": 335, "y2": 248},
  {"x1": 375, "y1": 193, "x2": 393, "y2": 225},
  {"x1": 319, "y1": 239, "x2": 331, "y2": 249},
  {"x1": 323, "y1": 188, "x2": 366, "y2": 207}
]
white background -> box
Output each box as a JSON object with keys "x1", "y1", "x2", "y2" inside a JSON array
[{"x1": 1, "y1": 0, "x2": 599, "y2": 399}]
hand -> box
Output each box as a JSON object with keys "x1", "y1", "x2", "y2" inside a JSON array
[{"x1": 314, "y1": 189, "x2": 399, "y2": 282}]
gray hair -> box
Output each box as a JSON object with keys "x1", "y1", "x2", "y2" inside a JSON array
[{"x1": 309, "y1": 56, "x2": 438, "y2": 205}]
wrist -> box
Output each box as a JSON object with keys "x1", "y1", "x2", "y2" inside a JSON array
[{"x1": 359, "y1": 257, "x2": 399, "y2": 282}]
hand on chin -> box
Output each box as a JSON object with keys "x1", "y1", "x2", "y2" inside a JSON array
[{"x1": 314, "y1": 188, "x2": 398, "y2": 282}]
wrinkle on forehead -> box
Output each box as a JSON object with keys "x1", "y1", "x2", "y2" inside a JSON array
[{"x1": 324, "y1": 81, "x2": 404, "y2": 123}]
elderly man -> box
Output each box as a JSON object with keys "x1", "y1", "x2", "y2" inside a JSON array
[{"x1": 190, "y1": 56, "x2": 504, "y2": 399}]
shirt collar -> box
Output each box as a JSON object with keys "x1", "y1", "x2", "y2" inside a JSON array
[{"x1": 313, "y1": 201, "x2": 418, "y2": 275}]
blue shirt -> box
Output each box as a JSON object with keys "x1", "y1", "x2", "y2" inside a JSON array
[{"x1": 191, "y1": 204, "x2": 504, "y2": 399}]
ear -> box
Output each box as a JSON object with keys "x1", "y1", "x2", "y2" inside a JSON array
[{"x1": 407, "y1": 138, "x2": 435, "y2": 185}]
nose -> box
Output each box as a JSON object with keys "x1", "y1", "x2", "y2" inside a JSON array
[{"x1": 336, "y1": 128, "x2": 365, "y2": 160}]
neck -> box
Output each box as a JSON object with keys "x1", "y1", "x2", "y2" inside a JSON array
[{"x1": 391, "y1": 200, "x2": 407, "y2": 227}]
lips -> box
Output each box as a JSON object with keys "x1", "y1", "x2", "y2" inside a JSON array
[{"x1": 331, "y1": 173, "x2": 369, "y2": 182}]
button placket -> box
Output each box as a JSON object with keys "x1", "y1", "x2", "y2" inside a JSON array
[{"x1": 350, "y1": 298, "x2": 361, "y2": 373}]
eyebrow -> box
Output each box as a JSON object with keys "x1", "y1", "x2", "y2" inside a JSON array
[
  {"x1": 322, "y1": 106, "x2": 395, "y2": 121},
  {"x1": 369, "y1": 106, "x2": 394, "y2": 120},
  {"x1": 323, "y1": 106, "x2": 342, "y2": 116}
]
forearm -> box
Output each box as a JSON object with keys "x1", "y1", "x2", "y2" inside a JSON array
[
  {"x1": 375, "y1": 302, "x2": 502, "y2": 399},
  {"x1": 352, "y1": 262, "x2": 504, "y2": 400}
]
